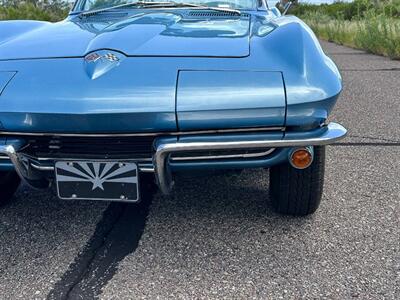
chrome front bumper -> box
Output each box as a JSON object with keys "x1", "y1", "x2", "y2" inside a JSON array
[
  {"x1": 153, "y1": 122, "x2": 347, "y2": 194},
  {"x1": 0, "y1": 122, "x2": 347, "y2": 195}
]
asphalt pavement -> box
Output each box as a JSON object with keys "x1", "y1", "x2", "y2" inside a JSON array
[{"x1": 0, "y1": 41, "x2": 399, "y2": 299}]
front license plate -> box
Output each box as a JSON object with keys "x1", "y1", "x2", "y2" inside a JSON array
[{"x1": 55, "y1": 161, "x2": 139, "y2": 202}]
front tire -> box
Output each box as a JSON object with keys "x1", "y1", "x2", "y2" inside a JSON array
[
  {"x1": 0, "y1": 171, "x2": 20, "y2": 207},
  {"x1": 269, "y1": 146, "x2": 325, "y2": 216}
]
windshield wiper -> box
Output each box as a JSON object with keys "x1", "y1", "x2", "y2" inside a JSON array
[{"x1": 79, "y1": 1, "x2": 240, "y2": 18}]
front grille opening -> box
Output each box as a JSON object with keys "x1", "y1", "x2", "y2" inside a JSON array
[{"x1": 21, "y1": 136, "x2": 155, "y2": 159}]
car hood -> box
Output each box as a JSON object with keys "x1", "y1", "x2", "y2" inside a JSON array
[{"x1": 0, "y1": 11, "x2": 251, "y2": 60}]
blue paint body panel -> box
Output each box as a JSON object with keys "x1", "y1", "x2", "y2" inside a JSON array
[
  {"x1": 0, "y1": 72, "x2": 16, "y2": 95},
  {"x1": 0, "y1": 5, "x2": 343, "y2": 171},
  {"x1": 177, "y1": 71, "x2": 285, "y2": 130},
  {"x1": 0, "y1": 14, "x2": 251, "y2": 59},
  {"x1": 0, "y1": 59, "x2": 178, "y2": 132}
]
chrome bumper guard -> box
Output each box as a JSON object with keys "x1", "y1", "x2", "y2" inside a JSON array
[
  {"x1": 0, "y1": 139, "x2": 50, "y2": 188},
  {"x1": 153, "y1": 122, "x2": 347, "y2": 194},
  {"x1": 0, "y1": 122, "x2": 347, "y2": 194}
]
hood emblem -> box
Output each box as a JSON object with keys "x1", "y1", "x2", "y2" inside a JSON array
[
  {"x1": 104, "y1": 53, "x2": 120, "y2": 62},
  {"x1": 84, "y1": 50, "x2": 124, "y2": 80},
  {"x1": 84, "y1": 52, "x2": 101, "y2": 63}
]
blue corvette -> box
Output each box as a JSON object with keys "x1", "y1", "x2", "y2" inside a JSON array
[{"x1": 0, "y1": 0, "x2": 346, "y2": 215}]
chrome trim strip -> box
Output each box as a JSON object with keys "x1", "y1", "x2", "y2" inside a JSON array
[
  {"x1": 0, "y1": 127, "x2": 284, "y2": 137},
  {"x1": 30, "y1": 163, "x2": 54, "y2": 171},
  {"x1": 22, "y1": 155, "x2": 153, "y2": 162},
  {"x1": 171, "y1": 148, "x2": 275, "y2": 161},
  {"x1": 139, "y1": 167, "x2": 155, "y2": 173},
  {"x1": 153, "y1": 122, "x2": 347, "y2": 194},
  {"x1": 30, "y1": 162, "x2": 154, "y2": 173}
]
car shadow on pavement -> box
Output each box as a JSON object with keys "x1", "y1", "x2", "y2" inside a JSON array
[
  {"x1": 165, "y1": 169, "x2": 316, "y2": 222},
  {"x1": 142, "y1": 169, "x2": 319, "y2": 253}
]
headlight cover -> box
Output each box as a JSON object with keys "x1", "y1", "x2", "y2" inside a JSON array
[{"x1": 0, "y1": 72, "x2": 17, "y2": 96}]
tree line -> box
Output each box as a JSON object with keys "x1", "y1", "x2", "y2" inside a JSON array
[
  {"x1": 290, "y1": 0, "x2": 400, "y2": 20},
  {"x1": 0, "y1": 0, "x2": 71, "y2": 21}
]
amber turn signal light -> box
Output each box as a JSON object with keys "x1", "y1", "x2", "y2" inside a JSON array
[{"x1": 289, "y1": 147, "x2": 313, "y2": 170}]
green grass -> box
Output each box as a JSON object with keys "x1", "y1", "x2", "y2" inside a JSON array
[
  {"x1": 302, "y1": 12, "x2": 400, "y2": 59},
  {"x1": 290, "y1": 0, "x2": 400, "y2": 60}
]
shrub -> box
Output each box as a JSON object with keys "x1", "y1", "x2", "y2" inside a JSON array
[
  {"x1": 290, "y1": 0, "x2": 400, "y2": 20},
  {"x1": 295, "y1": 3, "x2": 400, "y2": 60},
  {"x1": 0, "y1": 0, "x2": 70, "y2": 22}
]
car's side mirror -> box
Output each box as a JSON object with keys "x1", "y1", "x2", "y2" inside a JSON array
[
  {"x1": 270, "y1": 7, "x2": 281, "y2": 17},
  {"x1": 277, "y1": 0, "x2": 294, "y2": 15}
]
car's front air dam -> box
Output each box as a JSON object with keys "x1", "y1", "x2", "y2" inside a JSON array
[{"x1": 153, "y1": 122, "x2": 347, "y2": 194}]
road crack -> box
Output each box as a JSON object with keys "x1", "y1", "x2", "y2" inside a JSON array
[
  {"x1": 332, "y1": 134, "x2": 400, "y2": 146},
  {"x1": 332, "y1": 142, "x2": 400, "y2": 146},
  {"x1": 347, "y1": 134, "x2": 400, "y2": 144},
  {"x1": 341, "y1": 68, "x2": 400, "y2": 72}
]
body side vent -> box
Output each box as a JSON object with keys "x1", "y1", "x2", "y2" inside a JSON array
[{"x1": 79, "y1": 12, "x2": 129, "y2": 22}]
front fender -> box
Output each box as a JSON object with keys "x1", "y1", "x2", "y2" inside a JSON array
[{"x1": 251, "y1": 16, "x2": 342, "y2": 128}]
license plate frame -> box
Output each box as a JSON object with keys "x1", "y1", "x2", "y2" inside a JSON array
[{"x1": 55, "y1": 160, "x2": 139, "y2": 202}]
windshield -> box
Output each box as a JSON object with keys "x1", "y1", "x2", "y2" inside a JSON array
[{"x1": 76, "y1": 0, "x2": 257, "y2": 11}]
